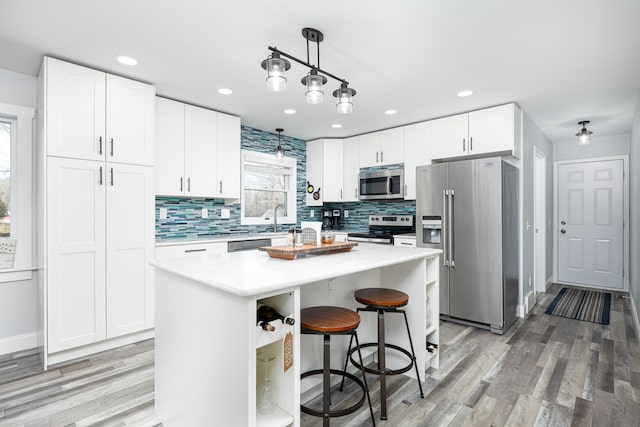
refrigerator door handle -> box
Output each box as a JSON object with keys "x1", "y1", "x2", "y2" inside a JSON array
[
  {"x1": 449, "y1": 188, "x2": 455, "y2": 267},
  {"x1": 443, "y1": 189, "x2": 449, "y2": 266}
]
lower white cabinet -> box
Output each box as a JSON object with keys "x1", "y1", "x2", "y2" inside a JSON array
[
  {"x1": 393, "y1": 235, "x2": 416, "y2": 247},
  {"x1": 46, "y1": 157, "x2": 155, "y2": 354},
  {"x1": 156, "y1": 241, "x2": 228, "y2": 259}
]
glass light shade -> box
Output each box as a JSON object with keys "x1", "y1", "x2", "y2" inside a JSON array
[
  {"x1": 577, "y1": 132, "x2": 591, "y2": 146},
  {"x1": 336, "y1": 90, "x2": 353, "y2": 114},
  {"x1": 275, "y1": 144, "x2": 285, "y2": 158},
  {"x1": 265, "y1": 56, "x2": 288, "y2": 92},
  {"x1": 305, "y1": 73, "x2": 324, "y2": 104}
]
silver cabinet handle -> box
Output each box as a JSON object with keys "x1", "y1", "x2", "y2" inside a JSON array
[
  {"x1": 376, "y1": 152, "x2": 379, "y2": 163},
  {"x1": 449, "y1": 188, "x2": 455, "y2": 266},
  {"x1": 110, "y1": 138, "x2": 114, "y2": 156},
  {"x1": 219, "y1": 180, "x2": 222, "y2": 194},
  {"x1": 340, "y1": 189, "x2": 343, "y2": 200},
  {"x1": 99, "y1": 166, "x2": 103, "y2": 185},
  {"x1": 110, "y1": 168, "x2": 114, "y2": 186},
  {"x1": 400, "y1": 242, "x2": 413, "y2": 246},
  {"x1": 462, "y1": 138, "x2": 466, "y2": 152},
  {"x1": 355, "y1": 188, "x2": 358, "y2": 198},
  {"x1": 98, "y1": 137, "x2": 103, "y2": 155},
  {"x1": 180, "y1": 177, "x2": 183, "y2": 192},
  {"x1": 470, "y1": 137, "x2": 473, "y2": 152},
  {"x1": 381, "y1": 151, "x2": 384, "y2": 162},
  {"x1": 405, "y1": 184, "x2": 407, "y2": 195},
  {"x1": 443, "y1": 189, "x2": 448, "y2": 266},
  {"x1": 184, "y1": 248, "x2": 206, "y2": 253},
  {"x1": 187, "y1": 177, "x2": 191, "y2": 192}
]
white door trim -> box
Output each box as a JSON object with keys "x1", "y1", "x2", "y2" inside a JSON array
[
  {"x1": 553, "y1": 155, "x2": 629, "y2": 291},
  {"x1": 533, "y1": 146, "x2": 546, "y2": 298}
]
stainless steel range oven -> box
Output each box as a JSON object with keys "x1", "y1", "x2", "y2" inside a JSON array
[{"x1": 347, "y1": 215, "x2": 414, "y2": 245}]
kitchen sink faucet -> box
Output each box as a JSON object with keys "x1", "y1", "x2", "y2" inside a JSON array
[{"x1": 273, "y1": 204, "x2": 283, "y2": 233}]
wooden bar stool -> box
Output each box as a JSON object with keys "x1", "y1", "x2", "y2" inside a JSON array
[
  {"x1": 300, "y1": 306, "x2": 376, "y2": 427},
  {"x1": 342, "y1": 288, "x2": 424, "y2": 420}
]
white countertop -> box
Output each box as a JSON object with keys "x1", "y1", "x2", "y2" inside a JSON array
[{"x1": 151, "y1": 244, "x2": 441, "y2": 297}]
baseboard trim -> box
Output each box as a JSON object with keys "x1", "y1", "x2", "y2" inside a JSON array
[
  {"x1": 0, "y1": 331, "x2": 38, "y2": 355},
  {"x1": 545, "y1": 276, "x2": 553, "y2": 291},
  {"x1": 630, "y1": 291, "x2": 640, "y2": 340},
  {"x1": 516, "y1": 304, "x2": 525, "y2": 318}
]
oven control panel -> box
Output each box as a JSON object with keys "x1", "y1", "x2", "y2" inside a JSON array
[{"x1": 368, "y1": 215, "x2": 413, "y2": 227}]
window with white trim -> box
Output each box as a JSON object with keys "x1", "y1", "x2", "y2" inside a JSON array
[
  {"x1": 0, "y1": 118, "x2": 13, "y2": 237},
  {"x1": 241, "y1": 150, "x2": 297, "y2": 226}
]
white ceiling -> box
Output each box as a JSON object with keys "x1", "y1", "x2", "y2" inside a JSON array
[{"x1": 1, "y1": 0, "x2": 639, "y2": 143}]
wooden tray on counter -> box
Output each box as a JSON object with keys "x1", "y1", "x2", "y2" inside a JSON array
[{"x1": 258, "y1": 242, "x2": 358, "y2": 260}]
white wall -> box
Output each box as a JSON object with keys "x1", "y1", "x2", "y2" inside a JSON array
[
  {"x1": 630, "y1": 91, "x2": 640, "y2": 331},
  {"x1": 0, "y1": 67, "x2": 38, "y2": 354},
  {"x1": 554, "y1": 133, "x2": 630, "y2": 161}
]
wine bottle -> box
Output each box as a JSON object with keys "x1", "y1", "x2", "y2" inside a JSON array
[{"x1": 257, "y1": 305, "x2": 295, "y2": 331}]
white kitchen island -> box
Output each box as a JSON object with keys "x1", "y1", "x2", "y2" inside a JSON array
[{"x1": 151, "y1": 244, "x2": 441, "y2": 427}]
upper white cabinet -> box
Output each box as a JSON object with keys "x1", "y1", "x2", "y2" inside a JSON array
[
  {"x1": 343, "y1": 136, "x2": 360, "y2": 202},
  {"x1": 45, "y1": 57, "x2": 155, "y2": 165},
  {"x1": 155, "y1": 97, "x2": 240, "y2": 198},
  {"x1": 306, "y1": 139, "x2": 345, "y2": 205},
  {"x1": 323, "y1": 139, "x2": 344, "y2": 202},
  {"x1": 431, "y1": 103, "x2": 521, "y2": 160},
  {"x1": 359, "y1": 129, "x2": 405, "y2": 168},
  {"x1": 403, "y1": 121, "x2": 431, "y2": 200}
]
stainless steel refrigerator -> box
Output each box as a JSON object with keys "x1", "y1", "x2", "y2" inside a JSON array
[{"x1": 416, "y1": 157, "x2": 519, "y2": 334}]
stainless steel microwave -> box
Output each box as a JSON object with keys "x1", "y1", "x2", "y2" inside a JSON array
[{"x1": 358, "y1": 168, "x2": 404, "y2": 200}]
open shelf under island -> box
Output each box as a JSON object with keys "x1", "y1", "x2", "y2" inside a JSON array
[{"x1": 151, "y1": 243, "x2": 442, "y2": 427}]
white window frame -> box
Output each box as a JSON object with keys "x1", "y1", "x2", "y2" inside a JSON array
[
  {"x1": 0, "y1": 102, "x2": 34, "y2": 282},
  {"x1": 240, "y1": 149, "x2": 297, "y2": 226}
]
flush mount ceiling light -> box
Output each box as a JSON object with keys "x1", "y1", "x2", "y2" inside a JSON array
[
  {"x1": 457, "y1": 90, "x2": 473, "y2": 97},
  {"x1": 331, "y1": 123, "x2": 342, "y2": 128},
  {"x1": 576, "y1": 120, "x2": 593, "y2": 146},
  {"x1": 275, "y1": 128, "x2": 285, "y2": 158},
  {"x1": 385, "y1": 109, "x2": 398, "y2": 115},
  {"x1": 261, "y1": 28, "x2": 357, "y2": 114},
  {"x1": 283, "y1": 109, "x2": 297, "y2": 115},
  {"x1": 115, "y1": 55, "x2": 138, "y2": 66},
  {"x1": 217, "y1": 88, "x2": 233, "y2": 95}
]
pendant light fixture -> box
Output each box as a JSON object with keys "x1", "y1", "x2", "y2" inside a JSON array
[
  {"x1": 261, "y1": 28, "x2": 357, "y2": 113},
  {"x1": 576, "y1": 121, "x2": 593, "y2": 146},
  {"x1": 275, "y1": 128, "x2": 285, "y2": 158}
]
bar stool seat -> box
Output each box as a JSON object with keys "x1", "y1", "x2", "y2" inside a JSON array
[
  {"x1": 300, "y1": 306, "x2": 375, "y2": 427},
  {"x1": 344, "y1": 288, "x2": 424, "y2": 421}
]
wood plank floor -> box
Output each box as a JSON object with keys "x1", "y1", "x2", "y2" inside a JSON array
[{"x1": 1, "y1": 283, "x2": 639, "y2": 426}]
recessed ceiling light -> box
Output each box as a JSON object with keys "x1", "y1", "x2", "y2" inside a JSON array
[
  {"x1": 385, "y1": 109, "x2": 397, "y2": 115},
  {"x1": 331, "y1": 124, "x2": 342, "y2": 129},
  {"x1": 217, "y1": 88, "x2": 233, "y2": 95},
  {"x1": 284, "y1": 109, "x2": 297, "y2": 115},
  {"x1": 457, "y1": 90, "x2": 473, "y2": 97},
  {"x1": 115, "y1": 55, "x2": 138, "y2": 66}
]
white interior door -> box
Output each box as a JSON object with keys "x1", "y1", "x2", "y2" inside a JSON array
[{"x1": 557, "y1": 159, "x2": 623, "y2": 289}]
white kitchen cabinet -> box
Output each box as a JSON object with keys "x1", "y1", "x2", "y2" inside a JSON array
[
  {"x1": 305, "y1": 139, "x2": 323, "y2": 206},
  {"x1": 430, "y1": 113, "x2": 469, "y2": 159},
  {"x1": 404, "y1": 121, "x2": 432, "y2": 200},
  {"x1": 322, "y1": 139, "x2": 344, "y2": 202},
  {"x1": 393, "y1": 235, "x2": 417, "y2": 247},
  {"x1": 44, "y1": 57, "x2": 155, "y2": 165},
  {"x1": 216, "y1": 113, "x2": 241, "y2": 199},
  {"x1": 431, "y1": 103, "x2": 521, "y2": 160},
  {"x1": 343, "y1": 136, "x2": 360, "y2": 202},
  {"x1": 106, "y1": 164, "x2": 155, "y2": 338},
  {"x1": 156, "y1": 241, "x2": 228, "y2": 259},
  {"x1": 379, "y1": 127, "x2": 405, "y2": 165},
  {"x1": 46, "y1": 157, "x2": 107, "y2": 353},
  {"x1": 156, "y1": 97, "x2": 240, "y2": 198},
  {"x1": 333, "y1": 232, "x2": 349, "y2": 242},
  {"x1": 358, "y1": 129, "x2": 404, "y2": 168},
  {"x1": 184, "y1": 104, "x2": 218, "y2": 197},
  {"x1": 38, "y1": 58, "x2": 156, "y2": 367}
]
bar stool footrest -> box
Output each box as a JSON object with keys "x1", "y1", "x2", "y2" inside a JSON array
[
  {"x1": 300, "y1": 369, "x2": 367, "y2": 418},
  {"x1": 348, "y1": 343, "x2": 415, "y2": 376}
]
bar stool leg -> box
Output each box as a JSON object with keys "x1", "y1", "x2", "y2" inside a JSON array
[
  {"x1": 354, "y1": 331, "x2": 376, "y2": 427},
  {"x1": 339, "y1": 333, "x2": 355, "y2": 392},
  {"x1": 323, "y1": 333, "x2": 331, "y2": 427},
  {"x1": 377, "y1": 308, "x2": 387, "y2": 420},
  {"x1": 401, "y1": 310, "x2": 425, "y2": 398}
]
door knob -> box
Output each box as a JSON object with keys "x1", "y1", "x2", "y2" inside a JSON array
[
  {"x1": 560, "y1": 229, "x2": 566, "y2": 234},
  {"x1": 561, "y1": 220, "x2": 566, "y2": 225}
]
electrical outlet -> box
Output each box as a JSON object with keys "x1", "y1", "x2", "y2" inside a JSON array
[
  {"x1": 344, "y1": 210, "x2": 349, "y2": 218},
  {"x1": 221, "y1": 208, "x2": 230, "y2": 219},
  {"x1": 310, "y1": 210, "x2": 315, "y2": 218},
  {"x1": 201, "y1": 208, "x2": 208, "y2": 219},
  {"x1": 159, "y1": 207, "x2": 168, "y2": 219}
]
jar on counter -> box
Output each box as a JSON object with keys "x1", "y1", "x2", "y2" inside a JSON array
[
  {"x1": 287, "y1": 229, "x2": 295, "y2": 247},
  {"x1": 295, "y1": 229, "x2": 303, "y2": 247}
]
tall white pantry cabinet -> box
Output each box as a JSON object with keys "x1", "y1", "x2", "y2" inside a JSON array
[{"x1": 37, "y1": 57, "x2": 156, "y2": 367}]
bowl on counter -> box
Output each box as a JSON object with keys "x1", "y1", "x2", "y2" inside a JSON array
[{"x1": 320, "y1": 232, "x2": 335, "y2": 244}]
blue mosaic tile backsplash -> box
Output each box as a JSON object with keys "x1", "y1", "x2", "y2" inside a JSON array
[{"x1": 156, "y1": 126, "x2": 415, "y2": 240}]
